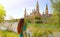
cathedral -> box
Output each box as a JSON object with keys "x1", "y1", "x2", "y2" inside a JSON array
[{"x1": 24, "y1": 1, "x2": 52, "y2": 23}]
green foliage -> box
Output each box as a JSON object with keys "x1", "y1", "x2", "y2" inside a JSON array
[
  {"x1": 35, "y1": 16, "x2": 41, "y2": 20},
  {"x1": 35, "y1": 16, "x2": 42, "y2": 24},
  {"x1": 27, "y1": 23, "x2": 55, "y2": 37},
  {"x1": 48, "y1": 0, "x2": 60, "y2": 28},
  {"x1": 25, "y1": 18, "x2": 31, "y2": 23},
  {"x1": 0, "y1": 5, "x2": 6, "y2": 22},
  {"x1": 51, "y1": 0, "x2": 60, "y2": 17}
]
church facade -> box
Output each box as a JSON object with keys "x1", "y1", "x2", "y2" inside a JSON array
[{"x1": 24, "y1": 1, "x2": 52, "y2": 24}]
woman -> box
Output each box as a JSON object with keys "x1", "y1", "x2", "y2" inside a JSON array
[{"x1": 17, "y1": 18, "x2": 27, "y2": 37}]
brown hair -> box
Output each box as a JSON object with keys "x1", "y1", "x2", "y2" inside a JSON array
[{"x1": 17, "y1": 18, "x2": 24, "y2": 34}]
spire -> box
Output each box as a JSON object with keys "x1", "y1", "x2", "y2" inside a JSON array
[
  {"x1": 24, "y1": 8, "x2": 26, "y2": 18},
  {"x1": 36, "y1": 1, "x2": 40, "y2": 15},
  {"x1": 45, "y1": 4, "x2": 48, "y2": 15},
  {"x1": 43, "y1": 12, "x2": 44, "y2": 15}
]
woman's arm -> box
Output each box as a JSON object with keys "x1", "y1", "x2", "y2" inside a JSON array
[{"x1": 23, "y1": 31, "x2": 26, "y2": 37}]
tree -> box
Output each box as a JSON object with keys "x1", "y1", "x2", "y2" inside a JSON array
[
  {"x1": 0, "y1": 5, "x2": 6, "y2": 22},
  {"x1": 49, "y1": 0, "x2": 60, "y2": 27}
]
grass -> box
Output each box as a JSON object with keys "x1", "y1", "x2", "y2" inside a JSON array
[{"x1": 0, "y1": 30, "x2": 19, "y2": 37}]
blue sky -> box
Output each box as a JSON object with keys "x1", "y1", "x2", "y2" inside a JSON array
[{"x1": 0, "y1": 0, "x2": 52, "y2": 20}]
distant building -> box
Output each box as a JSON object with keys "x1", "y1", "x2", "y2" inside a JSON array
[{"x1": 24, "y1": 1, "x2": 52, "y2": 24}]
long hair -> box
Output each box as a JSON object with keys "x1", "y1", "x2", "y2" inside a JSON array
[{"x1": 17, "y1": 18, "x2": 24, "y2": 34}]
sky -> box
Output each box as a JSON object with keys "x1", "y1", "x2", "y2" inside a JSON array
[{"x1": 0, "y1": 0, "x2": 52, "y2": 20}]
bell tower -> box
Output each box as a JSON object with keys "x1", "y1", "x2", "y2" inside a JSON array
[
  {"x1": 36, "y1": 1, "x2": 40, "y2": 16},
  {"x1": 24, "y1": 8, "x2": 27, "y2": 18},
  {"x1": 45, "y1": 4, "x2": 48, "y2": 15}
]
